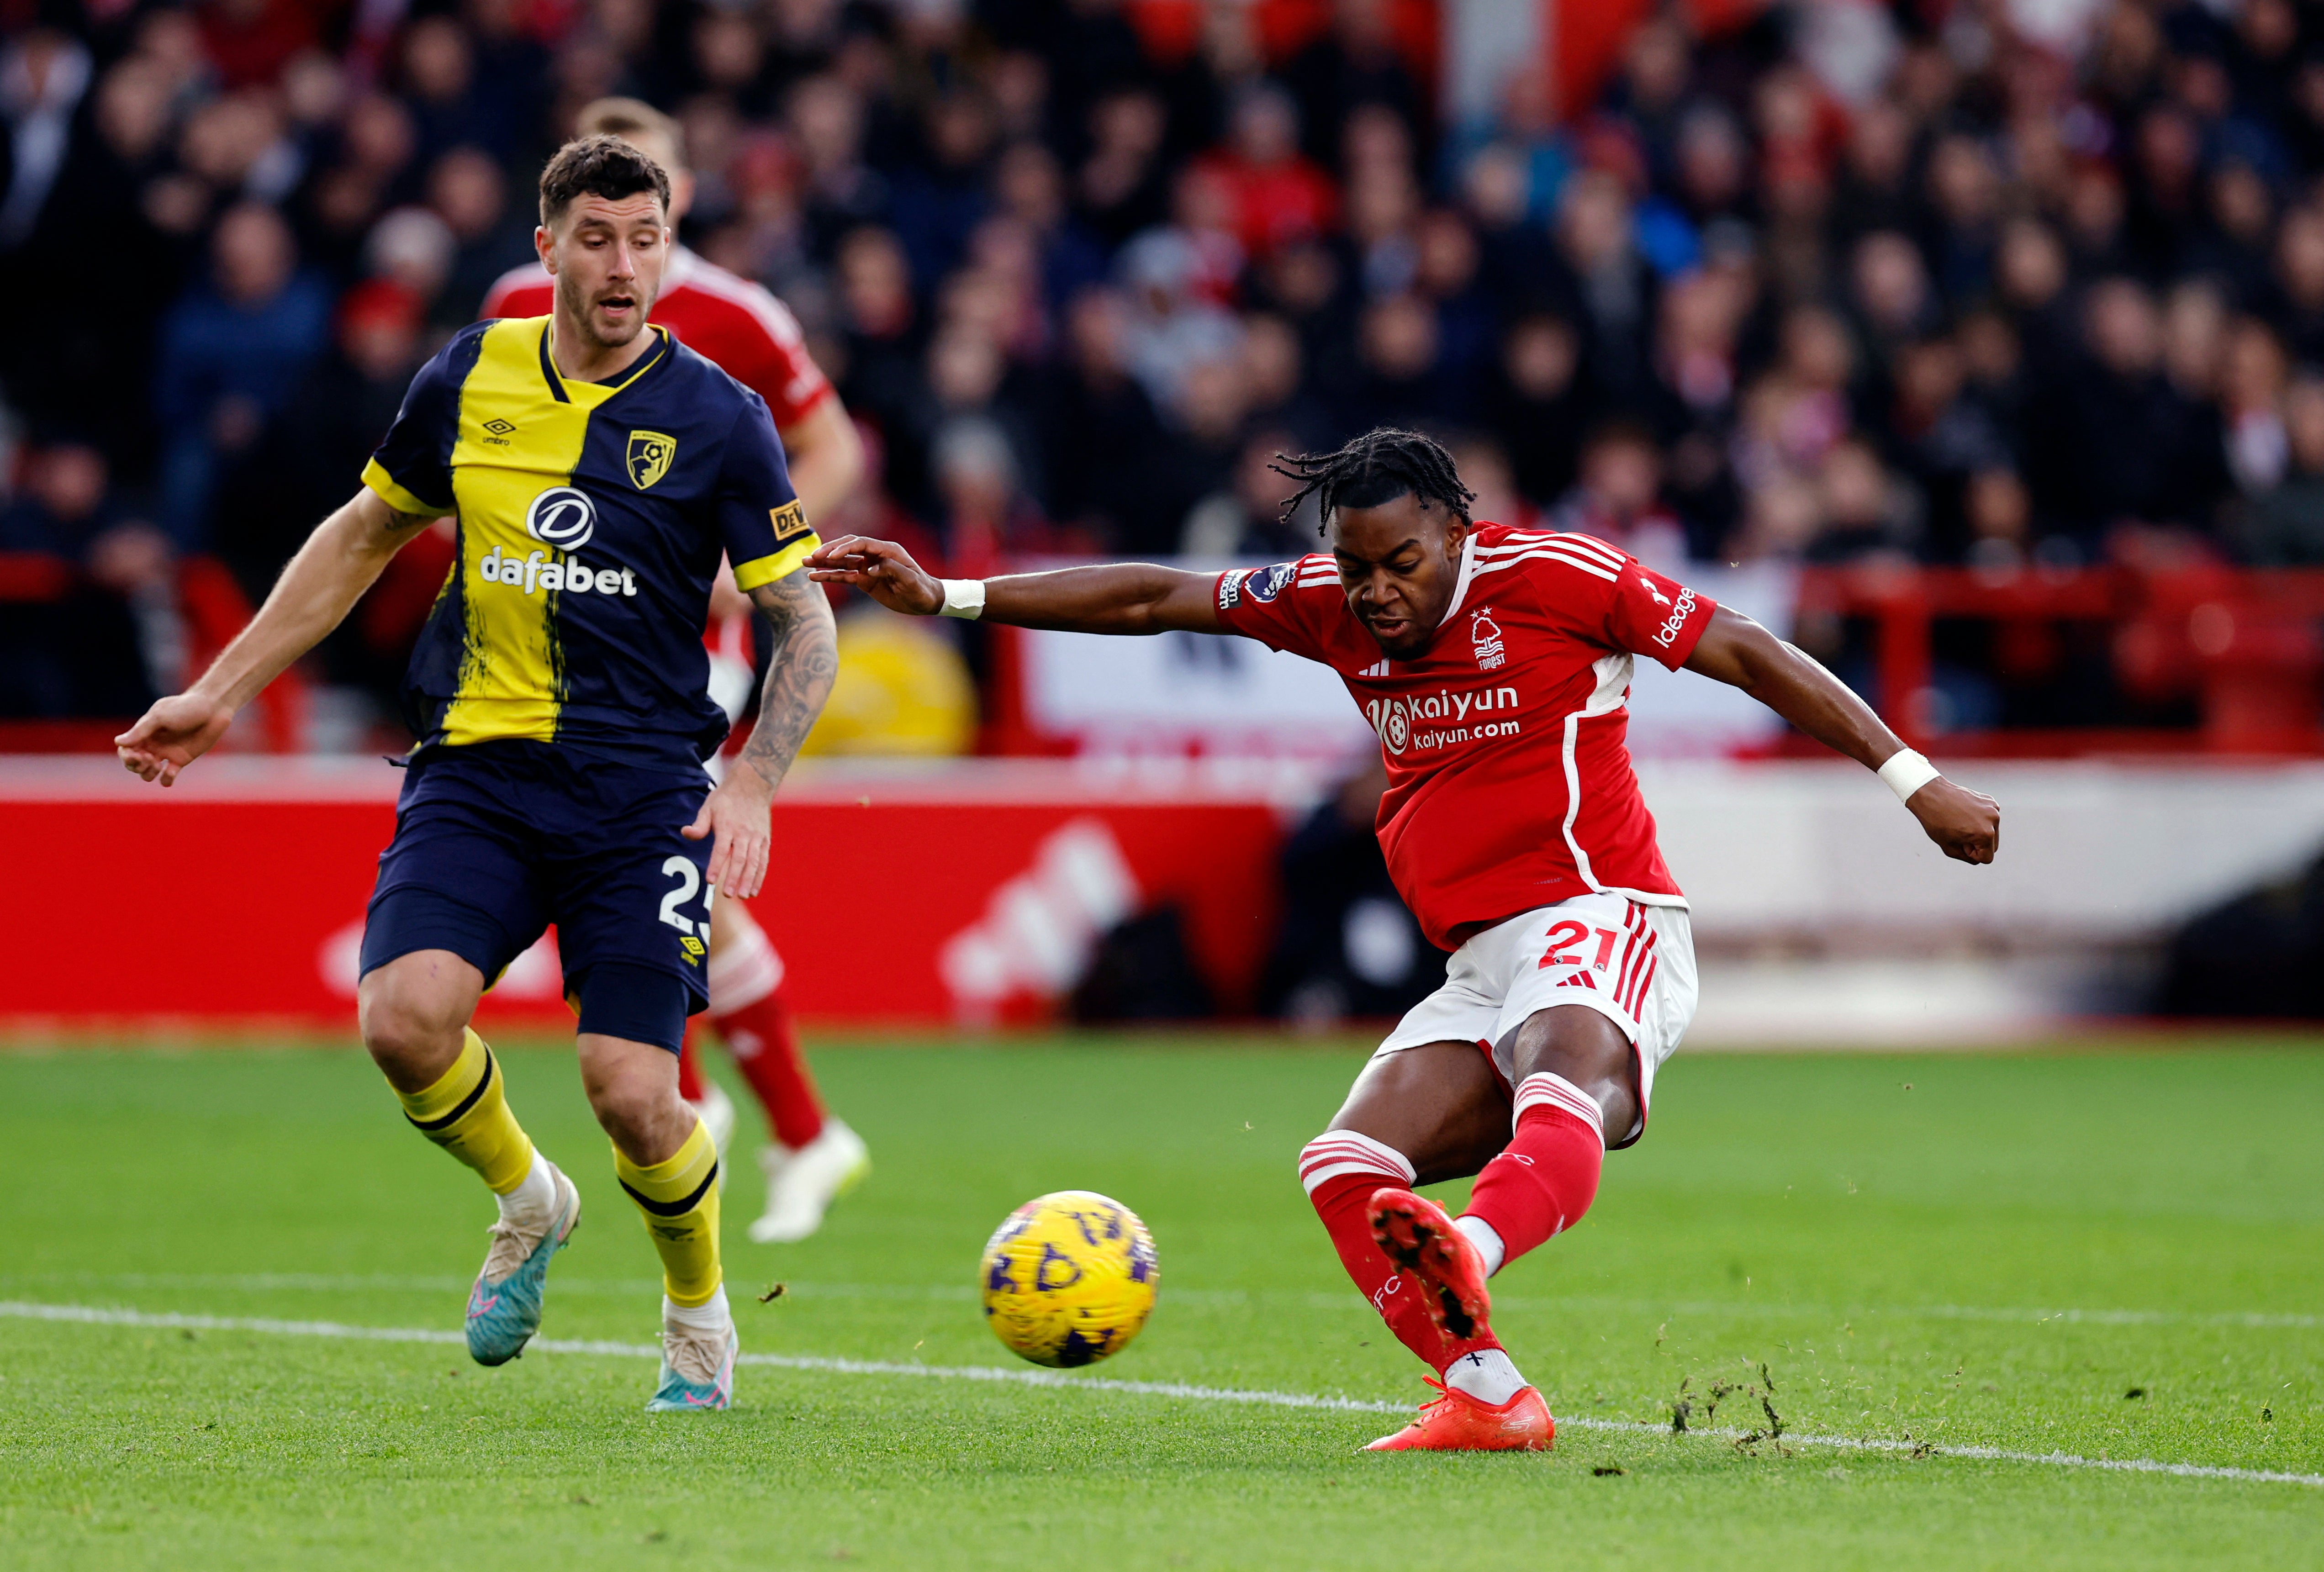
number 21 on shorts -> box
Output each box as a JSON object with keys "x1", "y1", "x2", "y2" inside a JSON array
[{"x1": 1537, "y1": 918, "x2": 1620, "y2": 972}]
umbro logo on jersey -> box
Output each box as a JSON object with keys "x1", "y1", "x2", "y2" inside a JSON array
[{"x1": 481, "y1": 418, "x2": 516, "y2": 435}]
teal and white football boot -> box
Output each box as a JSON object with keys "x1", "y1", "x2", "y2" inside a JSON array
[
  {"x1": 464, "y1": 1157, "x2": 580, "y2": 1366},
  {"x1": 646, "y1": 1304, "x2": 738, "y2": 1411}
]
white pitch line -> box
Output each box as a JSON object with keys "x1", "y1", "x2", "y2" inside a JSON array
[
  {"x1": 7, "y1": 1273, "x2": 2321, "y2": 1331},
  {"x1": 5, "y1": 1300, "x2": 2318, "y2": 1489}
]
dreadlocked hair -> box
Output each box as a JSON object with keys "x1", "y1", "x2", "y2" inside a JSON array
[{"x1": 1270, "y1": 428, "x2": 1477, "y2": 536}]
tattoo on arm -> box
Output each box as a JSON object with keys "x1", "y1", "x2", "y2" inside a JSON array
[
  {"x1": 384, "y1": 508, "x2": 438, "y2": 532},
  {"x1": 739, "y1": 571, "x2": 840, "y2": 790}
]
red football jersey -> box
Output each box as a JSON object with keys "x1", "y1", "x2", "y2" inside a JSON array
[
  {"x1": 1215, "y1": 524, "x2": 1718, "y2": 950},
  {"x1": 479, "y1": 248, "x2": 835, "y2": 430}
]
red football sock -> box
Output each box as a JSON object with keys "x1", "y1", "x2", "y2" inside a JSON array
[
  {"x1": 1299, "y1": 1132, "x2": 1498, "y2": 1373},
  {"x1": 675, "y1": 1023, "x2": 707, "y2": 1103},
  {"x1": 1461, "y1": 1072, "x2": 1605, "y2": 1266},
  {"x1": 705, "y1": 914, "x2": 825, "y2": 1149},
  {"x1": 715, "y1": 988, "x2": 825, "y2": 1149}
]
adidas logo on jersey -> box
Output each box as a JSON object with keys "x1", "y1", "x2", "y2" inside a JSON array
[{"x1": 477, "y1": 544, "x2": 638, "y2": 597}]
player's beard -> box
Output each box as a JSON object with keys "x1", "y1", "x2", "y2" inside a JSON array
[{"x1": 557, "y1": 265, "x2": 656, "y2": 353}]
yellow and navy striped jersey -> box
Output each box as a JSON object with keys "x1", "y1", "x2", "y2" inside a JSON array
[{"x1": 362, "y1": 315, "x2": 819, "y2": 768}]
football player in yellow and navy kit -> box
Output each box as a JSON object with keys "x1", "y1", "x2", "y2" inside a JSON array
[{"x1": 115, "y1": 137, "x2": 839, "y2": 1411}]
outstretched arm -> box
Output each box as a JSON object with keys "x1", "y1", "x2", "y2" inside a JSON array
[
  {"x1": 806, "y1": 535, "x2": 1222, "y2": 635},
  {"x1": 682, "y1": 568, "x2": 839, "y2": 900},
  {"x1": 115, "y1": 488, "x2": 441, "y2": 785},
  {"x1": 1683, "y1": 605, "x2": 2000, "y2": 864}
]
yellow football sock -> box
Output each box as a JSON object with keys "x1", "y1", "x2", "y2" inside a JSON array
[
  {"x1": 393, "y1": 1028, "x2": 536, "y2": 1194},
  {"x1": 614, "y1": 1118, "x2": 722, "y2": 1308}
]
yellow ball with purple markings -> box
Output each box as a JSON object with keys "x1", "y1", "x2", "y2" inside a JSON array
[{"x1": 978, "y1": 1191, "x2": 1159, "y2": 1368}]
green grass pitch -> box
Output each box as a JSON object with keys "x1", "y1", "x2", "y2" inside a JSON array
[{"x1": 2, "y1": 1035, "x2": 2321, "y2": 1570}]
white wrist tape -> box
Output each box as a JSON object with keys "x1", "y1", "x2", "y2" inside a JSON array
[
  {"x1": 1877, "y1": 748, "x2": 1941, "y2": 804},
  {"x1": 938, "y1": 579, "x2": 986, "y2": 620}
]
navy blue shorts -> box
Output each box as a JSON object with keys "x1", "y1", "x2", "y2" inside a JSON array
[{"x1": 359, "y1": 740, "x2": 714, "y2": 1047}]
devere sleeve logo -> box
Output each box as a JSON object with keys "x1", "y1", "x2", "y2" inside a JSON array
[{"x1": 524, "y1": 486, "x2": 597, "y2": 550}]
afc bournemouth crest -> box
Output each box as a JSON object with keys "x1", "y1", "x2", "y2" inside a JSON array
[{"x1": 627, "y1": 430, "x2": 677, "y2": 490}]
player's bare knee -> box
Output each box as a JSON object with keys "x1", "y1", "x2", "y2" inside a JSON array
[
  {"x1": 356, "y1": 959, "x2": 473, "y2": 1087},
  {"x1": 1505, "y1": 1005, "x2": 1637, "y2": 1126},
  {"x1": 577, "y1": 1035, "x2": 691, "y2": 1163}
]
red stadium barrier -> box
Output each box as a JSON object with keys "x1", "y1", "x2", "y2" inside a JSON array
[
  {"x1": 0, "y1": 759, "x2": 1292, "y2": 1033},
  {"x1": 0, "y1": 552, "x2": 308, "y2": 756},
  {"x1": 1793, "y1": 565, "x2": 2324, "y2": 756}
]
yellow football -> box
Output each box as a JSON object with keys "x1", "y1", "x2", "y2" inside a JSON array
[{"x1": 978, "y1": 1190, "x2": 1159, "y2": 1368}]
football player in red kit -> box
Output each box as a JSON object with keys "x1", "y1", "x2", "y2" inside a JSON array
[
  {"x1": 483, "y1": 99, "x2": 869, "y2": 1243},
  {"x1": 807, "y1": 429, "x2": 2001, "y2": 1452}
]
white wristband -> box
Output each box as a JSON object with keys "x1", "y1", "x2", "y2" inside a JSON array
[
  {"x1": 1877, "y1": 747, "x2": 1941, "y2": 804},
  {"x1": 938, "y1": 578, "x2": 986, "y2": 619}
]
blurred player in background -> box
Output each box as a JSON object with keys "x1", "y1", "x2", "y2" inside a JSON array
[
  {"x1": 484, "y1": 99, "x2": 871, "y2": 1245},
  {"x1": 118, "y1": 137, "x2": 839, "y2": 1410},
  {"x1": 809, "y1": 428, "x2": 2001, "y2": 1452}
]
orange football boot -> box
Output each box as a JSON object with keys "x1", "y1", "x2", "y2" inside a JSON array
[
  {"x1": 1363, "y1": 1378, "x2": 1555, "y2": 1452},
  {"x1": 1367, "y1": 1187, "x2": 1493, "y2": 1340}
]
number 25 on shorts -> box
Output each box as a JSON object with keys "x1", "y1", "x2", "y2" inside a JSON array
[{"x1": 657, "y1": 854, "x2": 710, "y2": 939}]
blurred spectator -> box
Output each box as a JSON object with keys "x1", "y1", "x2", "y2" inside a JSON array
[
  {"x1": 153, "y1": 202, "x2": 330, "y2": 549},
  {"x1": 214, "y1": 278, "x2": 428, "y2": 602},
  {"x1": 0, "y1": 443, "x2": 164, "y2": 719},
  {"x1": 1046, "y1": 286, "x2": 1170, "y2": 550},
  {"x1": 1555, "y1": 169, "x2": 1658, "y2": 410},
  {"x1": 1259, "y1": 756, "x2": 1439, "y2": 1028},
  {"x1": 0, "y1": 442, "x2": 123, "y2": 558},
  {"x1": 1553, "y1": 421, "x2": 1686, "y2": 572},
  {"x1": 992, "y1": 140, "x2": 1106, "y2": 311},
  {"x1": 792, "y1": 75, "x2": 890, "y2": 256},
  {"x1": 1237, "y1": 311, "x2": 1330, "y2": 448},
  {"x1": 429, "y1": 148, "x2": 531, "y2": 325},
  {"x1": 1194, "y1": 81, "x2": 1335, "y2": 258},
  {"x1": 2235, "y1": 374, "x2": 2324, "y2": 564},
  {"x1": 1442, "y1": 433, "x2": 1538, "y2": 531},
  {"x1": 1482, "y1": 313, "x2": 1587, "y2": 507},
  {"x1": 1280, "y1": 0, "x2": 1424, "y2": 177},
  {"x1": 0, "y1": 30, "x2": 93, "y2": 247},
  {"x1": 1965, "y1": 467, "x2": 2036, "y2": 570},
  {"x1": 1076, "y1": 85, "x2": 1170, "y2": 245},
  {"x1": 1809, "y1": 436, "x2": 1912, "y2": 562},
  {"x1": 890, "y1": 87, "x2": 997, "y2": 290},
  {"x1": 1181, "y1": 428, "x2": 1317, "y2": 558}
]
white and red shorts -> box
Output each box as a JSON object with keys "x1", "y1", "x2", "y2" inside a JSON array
[{"x1": 1373, "y1": 892, "x2": 1697, "y2": 1147}]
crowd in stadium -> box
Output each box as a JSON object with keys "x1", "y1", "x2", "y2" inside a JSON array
[{"x1": 3, "y1": 0, "x2": 2324, "y2": 727}]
